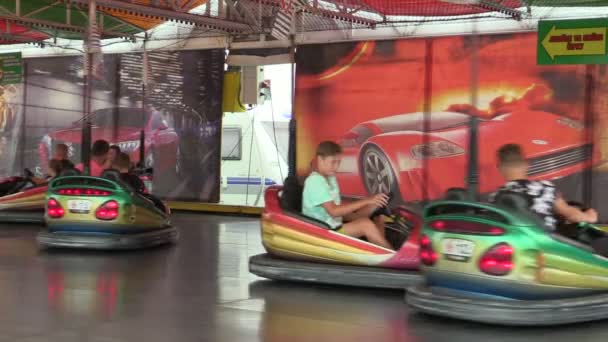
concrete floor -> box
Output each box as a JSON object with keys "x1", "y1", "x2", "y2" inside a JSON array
[{"x1": 0, "y1": 212, "x2": 607, "y2": 341}]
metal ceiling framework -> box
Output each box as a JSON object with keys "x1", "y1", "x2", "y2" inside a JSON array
[
  {"x1": 68, "y1": 0, "x2": 250, "y2": 32},
  {"x1": 0, "y1": 0, "x2": 252, "y2": 47},
  {"x1": 289, "y1": 0, "x2": 526, "y2": 25},
  {"x1": 225, "y1": 0, "x2": 608, "y2": 40},
  {"x1": 271, "y1": 0, "x2": 608, "y2": 31},
  {"x1": 0, "y1": 0, "x2": 606, "y2": 49}
]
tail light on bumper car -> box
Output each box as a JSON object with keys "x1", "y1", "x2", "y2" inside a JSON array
[
  {"x1": 420, "y1": 234, "x2": 438, "y2": 266},
  {"x1": 95, "y1": 200, "x2": 119, "y2": 220},
  {"x1": 479, "y1": 243, "x2": 514, "y2": 276},
  {"x1": 47, "y1": 198, "x2": 65, "y2": 218}
]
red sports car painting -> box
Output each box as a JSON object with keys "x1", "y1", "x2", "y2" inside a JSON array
[
  {"x1": 335, "y1": 109, "x2": 594, "y2": 202},
  {"x1": 38, "y1": 107, "x2": 180, "y2": 177}
]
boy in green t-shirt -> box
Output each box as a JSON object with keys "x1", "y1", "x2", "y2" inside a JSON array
[{"x1": 302, "y1": 141, "x2": 393, "y2": 250}]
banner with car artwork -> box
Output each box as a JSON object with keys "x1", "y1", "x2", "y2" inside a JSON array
[
  {"x1": 7, "y1": 49, "x2": 224, "y2": 202},
  {"x1": 0, "y1": 83, "x2": 23, "y2": 177},
  {"x1": 295, "y1": 33, "x2": 608, "y2": 216}
]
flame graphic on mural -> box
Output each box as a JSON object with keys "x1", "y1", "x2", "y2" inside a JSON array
[{"x1": 433, "y1": 84, "x2": 559, "y2": 119}]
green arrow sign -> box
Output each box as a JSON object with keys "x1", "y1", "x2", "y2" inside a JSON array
[
  {"x1": 0, "y1": 52, "x2": 22, "y2": 84},
  {"x1": 538, "y1": 18, "x2": 608, "y2": 65}
]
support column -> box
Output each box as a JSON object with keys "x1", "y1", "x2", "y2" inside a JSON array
[
  {"x1": 467, "y1": 25, "x2": 480, "y2": 201},
  {"x1": 583, "y1": 64, "x2": 596, "y2": 208},
  {"x1": 81, "y1": 0, "x2": 98, "y2": 175},
  {"x1": 287, "y1": 12, "x2": 297, "y2": 178},
  {"x1": 422, "y1": 39, "x2": 433, "y2": 203}
]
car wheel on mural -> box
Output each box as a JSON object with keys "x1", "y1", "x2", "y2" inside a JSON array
[{"x1": 359, "y1": 143, "x2": 401, "y2": 200}]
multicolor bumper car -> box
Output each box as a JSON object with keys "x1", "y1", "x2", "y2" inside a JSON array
[
  {"x1": 406, "y1": 191, "x2": 608, "y2": 325},
  {"x1": 249, "y1": 180, "x2": 423, "y2": 289},
  {"x1": 37, "y1": 170, "x2": 178, "y2": 250},
  {"x1": 0, "y1": 169, "x2": 47, "y2": 223}
]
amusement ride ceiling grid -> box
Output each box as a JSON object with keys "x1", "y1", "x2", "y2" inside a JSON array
[{"x1": 0, "y1": 1, "x2": 608, "y2": 45}]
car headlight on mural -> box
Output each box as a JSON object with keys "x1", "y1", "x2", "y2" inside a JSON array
[
  {"x1": 410, "y1": 141, "x2": 464, "y2": 159},
  {"x1": 557, "y1": 117, "x2": 584, "y2": 131},
  {"x1": 117, "y1": 140, "x2": 140, "y2": 153}
]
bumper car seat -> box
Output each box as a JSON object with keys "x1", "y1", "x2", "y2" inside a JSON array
[
  {"x1": 278, "y1": 175, "x2": 332, "y2": 229},
  {"x1": 101, "y1": 169, "x2": 167, "y2": 215},
  {"x1": 59, "y1": 168, "x2": 82, "y2": 177},
  {"x1": 431, "y1": 188, "x2": 472, "y2": 215}
]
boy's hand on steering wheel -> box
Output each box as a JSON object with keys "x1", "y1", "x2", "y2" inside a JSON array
[
  {"x1": 367, "y1": 193, "x2": 389, "y2": 208},
  {"x1": 584, "y1": 208, "x2": 598, "y2": 223}
]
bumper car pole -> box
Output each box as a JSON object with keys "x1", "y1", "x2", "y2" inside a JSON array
[
  {"x1": 139, "y1": 130, "x2": 145, "y2": 168},
  {"x1": 82, "y1": 118, "x2": 92, "y2": 175},
  {"x1": 467, "y1": 25, "x2": 480, "y2": 201},
  {"x1": 288, "y1": 37, "x2": 297, "y2": 179},
  {"x1": 583, "y1": 64, "x2": 596, "y2": 209},
  {"x1": 288, "y1": 118, "x2": 296, "y2": 178},
  {"x1": 140, "y1": 41, "x2": 148, "y2": 169},
  {"x1": 82, "y1": 60, "x2": 92, "y2": 174},
  {"x1": 81, "y1": 0, "x2": 98, "y2": 175},
  {"x1": 422, "y1": 39, "x2": 433, "y2": 203}
]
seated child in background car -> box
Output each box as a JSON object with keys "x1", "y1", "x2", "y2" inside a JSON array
[
  {"x1": 113, "y1": 152, "x2": 169, "y2": 214},
  {"x1": 31, "y1": 159, "x2": 73, "y2": 186}
]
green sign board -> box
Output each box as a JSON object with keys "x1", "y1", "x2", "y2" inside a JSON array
[
  {"x1": 538, "y1": 18, "x2": 608, "y2": 65},
  {"x1": 0, "y1": 52, "x2": 22, "y2": 84}
]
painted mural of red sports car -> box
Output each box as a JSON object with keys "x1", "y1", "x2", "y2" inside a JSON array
[
  {"x1": 335, "y1": 109, "x2": 595, "y2": 202},
  {"x1": 38, "y1": 107, "x2": 180, "y2": 176}
]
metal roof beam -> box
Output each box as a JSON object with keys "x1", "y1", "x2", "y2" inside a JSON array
[
  {"x1": 0, "y1": 32, "x2": 47, "y2": 45},
  {"x1": 298, "y1": 6, "x2": 377, "y2": 27},
  {"x1": 66, "y1": 1, "x2": 71, "y2": 25},
  {"x1": 23, "y1": 1, "x2": 61, "y2": 18},
  {"x1": 475, "y1": 0, "x2": 525, "y2": 20},
  {"x1": 67, "y1": 0, "x2": 251, "y2": 33},
  {"x1": 309, "y1": 0, "x2": 384, "y2": 19},
  {"x1": 225, "y1": 0, "x2": 261, "y2": 29},
  {"x1": 0, "y1": 14, "x2": 135, "y2": 39},
  {"x1": 223, "y1": 0, "x2": 245, "y2": 22},
  {"x1": 254, "y1": 0, "x2": 378, "y2": 27}
]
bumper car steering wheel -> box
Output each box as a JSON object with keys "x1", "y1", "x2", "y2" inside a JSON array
[
  {"x1": 556, "y1": 201, "x2": 604, "y2": 244},
  {"x1": 23, "y1": 168, "x2": 34, "y2": 180},
  {"x1": 370, "y1": 192, "x2": 394, "y2": 219}
]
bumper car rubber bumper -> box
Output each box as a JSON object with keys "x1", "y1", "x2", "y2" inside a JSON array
[
  {"x1": 406, "y1": 284, "x2": 608, "y2": 326},
  {"x1": 0, "y1": 210, "x2": 44, "y2": 224},
  {"x1": 249, "y1": 253, "x2": 421, "y2": 290},
  {"x1": 37, "y1": 226, "x2": 178, "y2": 250}
]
